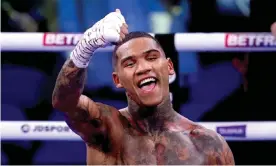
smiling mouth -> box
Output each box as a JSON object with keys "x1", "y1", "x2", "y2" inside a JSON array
[{"x1": 138, "y1": 77, "x2": 157, "y2": 92}]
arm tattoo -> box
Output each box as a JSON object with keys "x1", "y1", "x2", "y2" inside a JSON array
[
  {"x1": 52, "y1": 59, "x2": 87, "y2": 108},
  {"x1": 207, "y1": 132, "x2": 235, "y2": 165},
  {"x1": 190, "y1": 128, "x2": 235, "y2": 165}
]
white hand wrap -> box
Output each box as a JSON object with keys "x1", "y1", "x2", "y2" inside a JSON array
[{"x1": 70, "y1": 12, "x2": 126, "y2": 68}]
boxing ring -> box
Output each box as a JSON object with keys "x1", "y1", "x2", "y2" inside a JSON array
[{"x1": 1, "y1": 32, "x2": 276, "y2": 141}]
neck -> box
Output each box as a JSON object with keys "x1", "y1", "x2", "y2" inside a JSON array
[{"x1": 126, "y1": 94, "x2": 178, "y2": 134}]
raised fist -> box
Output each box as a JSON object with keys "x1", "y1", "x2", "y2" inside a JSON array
[
  {"x1": 84, "y1": 9, "x2": 128, "y2": 48},
  {"x1": 70, "y1": 9, "x2": 128, "y2": 68}
]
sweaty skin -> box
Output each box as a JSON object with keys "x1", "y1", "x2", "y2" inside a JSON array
[{"x1": 52, "y1": 37, "x2": 235, "y2": 165}]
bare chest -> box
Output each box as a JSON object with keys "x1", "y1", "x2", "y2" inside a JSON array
[{"x1": 119, "y1": 131, "x2": 208, "y2": 165}]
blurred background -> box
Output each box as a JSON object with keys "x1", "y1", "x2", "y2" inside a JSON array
[{"x1": 1, "y1": 0, "x2": 276, "y2": 164}]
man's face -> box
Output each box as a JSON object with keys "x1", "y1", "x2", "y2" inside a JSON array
[{"x1": 112, "y1": 37, "x2": 175, "y2": 106}]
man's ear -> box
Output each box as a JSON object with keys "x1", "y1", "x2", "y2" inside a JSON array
[
  {"x1": 167, "y1": 58, "x2": 175, "y2": 76},
  {"x1": 112, "y1": 72, "x2": 123, "y2": 88}
]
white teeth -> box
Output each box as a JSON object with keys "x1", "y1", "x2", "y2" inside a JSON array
[{"x1": 139, "y1": 78, "x2": 156, "y2": 86}]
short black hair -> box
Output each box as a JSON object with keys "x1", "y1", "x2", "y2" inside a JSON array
[{"x1": 112, "y1": 31, "x2": 161, "y2": 71}]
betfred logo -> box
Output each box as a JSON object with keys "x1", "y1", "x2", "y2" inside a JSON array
[
  {"x1": 225, "y1": 33, "x2": 276, "y2": 47},
  {"x1": 43, "y1": 33, "x2": 82, "y2": 46}
]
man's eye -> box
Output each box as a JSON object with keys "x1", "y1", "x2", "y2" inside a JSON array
[
  {"x1": 125, "y1": 61, "x2": 134, "y2": 67},
  {"x1": 148, "y1": 56, "x2": 157, "y2": 61}
]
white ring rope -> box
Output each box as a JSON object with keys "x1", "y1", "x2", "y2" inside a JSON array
[
  {"x1": 1, "y1": 32, "x2": 276, "y2": 52},
  {"x1": 1, "y1": 121, "x2": 276, "y2": 141}
]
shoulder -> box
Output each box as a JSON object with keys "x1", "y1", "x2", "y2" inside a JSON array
[
  {"x1": 191, "y1": 125, "x2": 221, "y2": 138},
  {"x1": 177, "y1": 116, "x2": 223, "y2": 141},
  {"x1": 94, "y1": 102, "x2": 120, "y2": 116},
  {"x1": 190, "y1": 124, "x2": 226, "y2": 148},
  {"x1": 94, "y1": 104, "x2": 132, "y2": 127}
]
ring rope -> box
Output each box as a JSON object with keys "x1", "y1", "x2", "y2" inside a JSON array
[
  {"x1": 1, "y1": 121, "x2": 276, "y2": 141},
  {"x1": 1, "y1": 32, "x2": 275, "y2": 52}
]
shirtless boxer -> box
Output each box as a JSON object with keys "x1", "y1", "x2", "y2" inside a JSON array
[{"x1": 52, "y1": 9, "x2": 234, "y2": 165}]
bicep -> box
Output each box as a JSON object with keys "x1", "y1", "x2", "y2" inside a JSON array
[
  {"x1": 64, "y1": 96, "x2": 122, "y2": 150},
  {"x1": 64, "y1": 95, "x2": 101, "y2": 143}
]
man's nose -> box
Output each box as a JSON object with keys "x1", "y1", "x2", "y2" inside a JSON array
[{"x1": 135, "y1": 62, "x2": 152, "y2": 75}]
